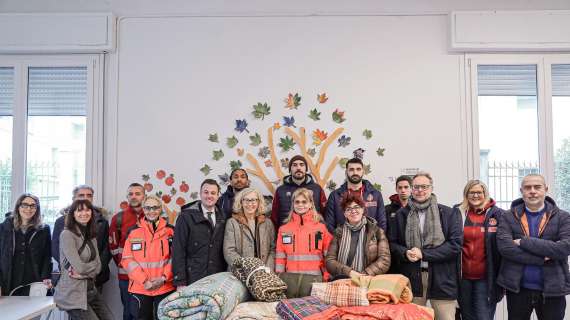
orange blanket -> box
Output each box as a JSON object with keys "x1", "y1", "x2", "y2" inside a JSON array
[
  {"x1": 339, "y1": 304, "x2": 434, "y2": 320},
  {"x1": 351, "y1": 274, "x2": 414, "y2": 304}
]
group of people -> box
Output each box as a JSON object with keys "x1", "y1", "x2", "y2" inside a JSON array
[{"x1": 0, "y1": 153, "x2": 568, "y2": 320}]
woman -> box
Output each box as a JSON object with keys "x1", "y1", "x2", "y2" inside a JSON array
[
  {"x1": 54, "y1": 199, "x2": 112, "y2": 320},
  {"x1": 0, "y1": 193, "x2": 52, "y2": 296},
  {"x1": 122, "y1": 195, "x2": 175, "y2": 320},
  {"x1": 455, "y1": 180, "x2": 504, "y2": 320},
  {"x1": 223, "y1": 187, "x2": 276, "y2": 270},
  {"x1": 326, "y1": 193, "x2": 391, "y2": 280},
  {"x1": 275, "y1": 188, "x2": 332, "y2": 280}
]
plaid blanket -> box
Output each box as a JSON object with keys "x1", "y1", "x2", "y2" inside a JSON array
[
  {"x1": 338, "y1": 304, "x2": 434, "y2": 320},
  {"x1": 157, "y1": 272, "x2": 249, "y2": 320},
  {"x1": 351, "y1": 274, "x2": 413, "y2": 304},
  {"x1": 231, "y1": 257, "x2": 287, "y2": 302},
  {"x1": 226, "y1": 301, "x2": 280, "y2": 320},
  {"x1": 276, "y1": 296, "x2": 342, "y2": 320},
  {"x1": 311, "y1": 280, "x2": 369, "y2": 306}
]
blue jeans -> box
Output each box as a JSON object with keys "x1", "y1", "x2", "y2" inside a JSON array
[
  {"x1": 458, "y1": 279, "x2": 496, "y2": 320},
  {"x1": 119, "y1": 279, "x2": 135, "y2": 320}
]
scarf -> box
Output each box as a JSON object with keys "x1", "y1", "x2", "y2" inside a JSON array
[
  {"x1": 405, "y1": 194, "x2": 445, "y2": 249},
  {"x1": 338, "y1": 218, "x2": 367, "y2": 273}
]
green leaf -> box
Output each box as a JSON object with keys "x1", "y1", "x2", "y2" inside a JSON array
[
  {"x1": 249, "y1": 133, "x2": 262, "y2": 146},
  {"x1": 307, "y1": 148, "x2": 316, "y2": 157},
  {"x1": 200, "y1": 164, "x2": 212, "y2": 176},
  {"x1": 332, "y1": 109, "x2": 346, "y2": 123},
  {"x1": 308, "y1": 108, "x2": 321, "y2": 121},
  {"x1": 364, "y1": 164, "x2": 372, "y2": 175},
  {"x1": 293, "y1": 93, "x2": 301, "y2": 107},
  {"x1": 363, "y1": 129, "x2": 372, "y2": 140},
  {"x1": 208, "y1": 133, "x2": 219, "y2": 143},
  {"x1": 326, "y1": 180, "x2": 337, "y2": 192},
  {"x1": 226, "y1": 136, "x2": 239, "y2": 148},
  {"x1": 252, "y1": 102, "x2": 271, "y2": 120},
  {"x1": 278, "y1": 136, "x2": 296, "y2": 152},
  {"x1": 230, "y1": 160, "x2": 243, "y2": 171},
  {"x1": 212, "y1": 149, "x2": 224, "y2": 161},
  {"x1": 339, "y1": 157, "x2": 349, "y2": 169},
  {"x1": 376, "y1": 147, "x2": 386, "y2": 157},
  {"x1": 372, "y1": 183, "x2": 382, "y2": 192}
]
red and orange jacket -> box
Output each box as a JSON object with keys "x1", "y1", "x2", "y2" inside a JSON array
[
  {"x1": 275, "y1": 211, "x2": 333, "y2": 281},
  {"x1": 109, "y1": 206, "x2": 144, "y2": 280},
  {"x1": 121, "y1": 217, "x2": 175, "y2": 296}
]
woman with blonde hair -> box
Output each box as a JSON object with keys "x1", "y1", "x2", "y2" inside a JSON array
[
  {"x1": 275, "y1": 188, "x2": 332, "y2": 281},
  {"x1": 455, "y1": 180, "x2": 504, "y2": 320},
  {"x1": 223, "y1": 187, "x2": 276, "y2": 270}
]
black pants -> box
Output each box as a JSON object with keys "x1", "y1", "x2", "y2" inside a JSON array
[
  {"x1": 67, "y1": 287, "x2": 113, "y2": 320},
  {"x1": 506, "y1": 288, "x2": 566, "y2": 320},
  {"x1": 130, "y1": 291, "x2": 173, "y2": 320}
]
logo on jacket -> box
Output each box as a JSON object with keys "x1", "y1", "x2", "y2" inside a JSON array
[
  {"x1": 286, "y1": 192, "x2": 291, "y2": 198},
  {"x1": 488, "y1": 218, "x2": 497, "y2": 226}
]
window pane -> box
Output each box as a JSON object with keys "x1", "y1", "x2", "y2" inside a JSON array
[
  {"x1": 477, "y1": 65, "x2": 539, "y2": 209},
  {"x1": 0, "y1": 67, "x2": 14, "y2": 220},
  {"x1": 26, "y1": 67, "x2": 87, "y2": 225},
  {"x1": 552, "y1": 64, "x2": 570, "y2": 212}
]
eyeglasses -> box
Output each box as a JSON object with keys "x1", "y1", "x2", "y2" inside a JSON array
[
  {"x1": 20, "y1": 203, "x2": 37, "y2": 210},
  {"x1": 468, "y1": 191, "x2": 484, "y2": 197},
  {"x1": 412, "y1": 184, "x2": 432, "y2": 191},
  {"x1": 345, "y1": 205, "x2": 362, "y2": 213},
  {"x1": 143, "y1": 205, "x2": 161, "y2": 211},
  {"x1": 242, "y1": 198, "x2": 259, "y2": 204}
]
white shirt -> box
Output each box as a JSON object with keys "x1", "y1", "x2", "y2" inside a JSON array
[
  {"x1": 418, "y1": 209, "x2": 428, "y2": 269},
  {"x1": 201, "y1": 204, "x2": 216, "y2": 227}
]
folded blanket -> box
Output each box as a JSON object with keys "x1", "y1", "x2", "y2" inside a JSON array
[
  {"x1": 225, "y1": 301, "x2": 280, "y2": 320},
  {"x1": 351, "y1": 274, "x2": 413, "y2": 304},
  {"x1": 276, "y1": 296, "x2": 342, "y2": 320},
  {"x1": 157, "y1": 272, "x2": 249, "y2": 320},
  {"x1": 311, "y1": 280, "x2": 369, "y2": 306},
  {"x1": 339, "y1": 304, "x2": 434, "y2": 320},
  {"x1": 231, "y1": 257, "x2": 287, "y2": 302}
]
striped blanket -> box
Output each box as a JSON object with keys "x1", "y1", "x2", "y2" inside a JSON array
[
  {"x1": 351, "y1": 274, "x2": 413, "y2": 304},
  {"x1": 276, "y1": 296, "x2": 341, "y2": 320},
  {"x1": 157, "y1": 272, "x2": 249, "y2": 320},
  {"x1": 311, "y1": 280, "x2": 369, "y2": 306},
  {"x1": 339, "y1": 304, "x2": 434, "y2": 320}
]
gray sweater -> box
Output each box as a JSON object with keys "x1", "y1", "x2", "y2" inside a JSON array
[{"x1": 54, "y1": 229, "x2": 100, "y2": 311}]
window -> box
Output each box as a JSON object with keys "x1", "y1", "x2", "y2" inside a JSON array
[
  {"x1": 552, "y1": 64, "x2": 570, "y2": 212},
  {"x1": 0, "y1": 56, "x2": 102, "y2": 224}
]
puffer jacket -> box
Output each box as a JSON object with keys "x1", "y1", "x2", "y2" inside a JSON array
[
  {"x1": 223, "y1": 212, "x2": 276, "y2": 271},
  {"x1": 497, "y1": 196, "x2": 570, "y2": 297},
  {"x1": 326, "y1": 216, "x2": 391, "y2": 277},
  {"x1": 121, "y1": 216, "x2": 175, "y2": 296},
  {"x1": 275, "y1": 211, "x2": 333, "y2": 280}
]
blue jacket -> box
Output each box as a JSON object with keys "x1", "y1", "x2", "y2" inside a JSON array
[
  {"x1": 496, "y1": 196, "x2": 570, "y2": 297},
  {"x1": 325, "y1": 180, "x2": 386, "y2": 233},
  {"x1": 218, "y1": 186, "x2": 237, "y2": 219}
]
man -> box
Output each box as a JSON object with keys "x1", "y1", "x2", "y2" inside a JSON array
[
  {"x1": 271, "y1": 155, "x2": 327, "y2": 229},
  {"x1": 172, "y1": 179, "x2": 227, "y2": 287},
  {"x1": 325, "y1": 157, "x2": 386, "y2": 233},
  {"x1": 385, "y1": 175, "x2": 412, "y2": 274},
  {"x1": 389, "y1": 172, "x2": 461, "y2": 320},
  {"x1": 52, "y1": 185, "x2": 111, "y2": 292},
  {"x1": 109, "y1": 183, "x2": 146, "y2": 320},
  {"x1": 218, "y1": 168, "x2": 250, "y2": 218},
  {"x1": 497, "y1": 174, "x2": 570, "y2": 320}
]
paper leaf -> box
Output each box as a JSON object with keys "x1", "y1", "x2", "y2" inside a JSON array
[
  {"x1": 353, "y1": 148, "x2": 365, "y2": 160},
  {"x1": 190, "y1": 192, "x2": 198, "y2": 200},
  {"x1": 337, "y1": 135, "x2": 351, "y2": 148},
  {"x1": 235, "y1": 119, "x2": 249, "y2": 133},
  {"x1": 258, "y1": 146, "x2": 270, "y2": 159},
  {"x1": 249, "y1": 133, "x2": 262, "y2": 146},
  {"x1": 237, "y1": 148, "x2": 244, "y2": 156},
  {"x1": 212, "y1": 149, "x2": 224, "y2": 161},
  {"x1": 252, "y1": 102, "x2": 271, "y2": 120},
  {"x1": 273, "y1": 122, "x2": 281, "y2": 130},
  {"x1": 278, "y1": 136, "x2": 296, "y2": 152},
  {"x1": 363, "y1": 129, "x2": 372, "y2": 140},
  {"x1": 339, "y1": 157, "x2": 349, "y2": 169},
  {"x1": 307, "y1": 148, "x2": 316, "y2": 157},
  {"x1": 364, "y1": 163, "x2": 372, "y2": 175},
  {"x1": 312, "y1": 129, "x2": 328, "y2": 146},
  {"x1": 230, "y1": 160, "x2": 243, "y2": 171},
  {"x1": 142, "y1": 174, "x2": 150, "y2": 182},
  {"x1": 308, "y1": 108, "x2": 321, "y2": 121},
  {"x1": 376, "y1": 147, "x2": 386, "y2": 157},
  {"x1": 264, "y1": 159, "x2": 273, "y2": 167},
  {"x1": 280, "y1": 158, "x2": 290, "y2": 169},
  {"x1": 326, "y1": 180, "x2": 337, "y2": 192},
  {"x1": 208, "y1": 133, "x2": 219, "y2": 143},
  {"x1": 226, "y1": 136, "x2": 239, "y2": 148},
  {"x1": 218, "y1": 173, "x2": 230, "y2": 185},
  {"x1": 332, "y1": 109, "x2": 346, "y2": 123},
  {"x1": 282, "y1": 116, "x2": 296, "y2": 128},
  {"x1": 372, "y1": 183, "x2": 382, "y2": 191},
  {"x1": 284, "y1": 93, "x2": 301, "y2": 109},
  {"x1": 200, "y1": 164, "x2": 212, "y2": 176},
  {"x1": 317, "y1": 93, "x2": 329, "y2": 104}
]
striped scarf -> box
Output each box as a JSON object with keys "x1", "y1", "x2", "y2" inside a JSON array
[{"x1": 337, "y1": 218, "x2": 367, "y2": 273}]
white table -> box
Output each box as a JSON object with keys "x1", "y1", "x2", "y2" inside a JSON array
[{"x1": 0, "y1": 296, "x2": 56, "y2": 320}]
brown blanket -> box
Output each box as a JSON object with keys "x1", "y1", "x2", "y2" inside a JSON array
[{"x1": 351, "y1": 274, "x2": 413, "y2": 304}]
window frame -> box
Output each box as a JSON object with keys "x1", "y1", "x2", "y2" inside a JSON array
[{"x1": 0, "y1": 54, "x2": 104, "y2": 209}]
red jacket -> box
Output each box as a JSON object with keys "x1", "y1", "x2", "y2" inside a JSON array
[
  {"x1": 275, "y1": 211, "x2": 332, "y2": 280},
  {"x1": 121, "y1": 217, "x2": 175, "y2": 296},
  {"x1": 109, "y1": 206, "x2": 144, "y2": 280}
]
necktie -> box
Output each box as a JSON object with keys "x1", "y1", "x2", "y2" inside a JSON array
[{"x1": 207, "y1": 212, "x2": 215, "y2": 227}]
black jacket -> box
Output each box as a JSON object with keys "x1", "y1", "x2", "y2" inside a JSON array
[
  {"x1": 52, "y1": 207, "x2": 110, "y2": 287},
  {"x1": 385, "y1": 194, "x2": 408, "y2": 274},
  {"x1": 497, "y1": 197, "x2": 570, "y2": 297},
  {"x1": 172, "y1": 200, "x2": 227, "y2": 286},
  {"x1": 454, "y1": 203, "x2": 505, "y2": 304},
  {"x1": 218, "y1": 186, "x2": 237, "y2": 220},
  {"x1": 389, "y1": 203, "x2": 462, "y2": 300},
  {"x1": 0, "y1": 216, "x2": 52, "y2": 295}
]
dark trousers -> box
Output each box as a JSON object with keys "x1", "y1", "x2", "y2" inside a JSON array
[
  {"x1": 119, "y1": 279, "x2": 135, "y2": 320},
  {"x1": 458, "y1": 279, "x2": 496, "y2": 320},
  {"x1": 130, "y1": 291, "x2": 173, "y2": 320},
  {"x1": 506, "y1": 288, "x2": 566, "y2": 320},
  {"x1": 67, "y1": 286, "x2": 113, "y2": 320}
]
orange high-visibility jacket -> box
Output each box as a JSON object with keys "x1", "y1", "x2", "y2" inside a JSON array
[
  {"x1": 275, "y1": 211, "x2": 333, "y2": 280},
  {"x1": 121, "y1": 217, "x2": 175, "y2": 296}
]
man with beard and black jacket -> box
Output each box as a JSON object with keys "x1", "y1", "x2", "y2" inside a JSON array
[
  {"x1": 218, "y1": 168, "x2": 250, "y2": 219},
  {"x1": 325, "y1": 157, "x2": 386, "y2": 233},
  {"x1": 385, "y1": 175, "x2": 412, "y2": 274},
  {"x1": 497, "y1": 174, "x2": 570, "y2": 320},
  {"x1": 271, "y1": 155, "x2": 327, "y2": 229},
  {"x1": 52, "y1": 185, "x2": 111, "y2": 292}
]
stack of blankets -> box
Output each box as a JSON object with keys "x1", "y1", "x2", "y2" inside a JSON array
[{"x1": 231, "y1": 257, "x2": 287, "y2": 302}]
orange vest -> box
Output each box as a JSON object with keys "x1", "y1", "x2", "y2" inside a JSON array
[
  {"x1": 275, "y1": 211, "x2": 332, "y2": 280},
  {"x1": 121, "y1": 217, "x2": 175, "y2": 296}
]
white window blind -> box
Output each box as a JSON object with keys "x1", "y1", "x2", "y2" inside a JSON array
[
  {"x1": 27, "y1": 67, "x2": 87, "y2": 116},
  {"x1": 0, "y1": 67, "x2": 14, "y2": 116},
  {"x1": 477, "y1": 65, "x2": 537, "y2": 96},
  {"x1": 552, "y1": 64, "x2": 570, "y2": 97}
]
